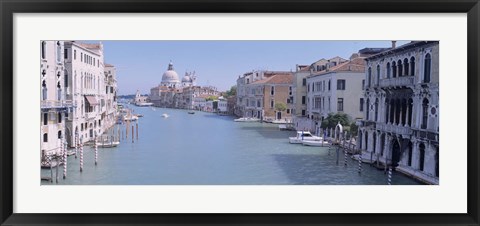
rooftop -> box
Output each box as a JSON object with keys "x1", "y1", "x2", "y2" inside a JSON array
[{"x1": 251, "y1": 73, "x2": 293, "y2": 84}]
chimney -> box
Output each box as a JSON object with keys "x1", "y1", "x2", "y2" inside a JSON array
[{"x1": 392, "y1": 41, "x2": 397, "y2": 49}]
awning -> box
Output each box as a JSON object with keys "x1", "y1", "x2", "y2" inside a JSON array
[{"x1": 85, "y1": 96, "x2": 99, "y2": 105}]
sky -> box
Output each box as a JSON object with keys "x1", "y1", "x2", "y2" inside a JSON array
[{"x1": 98, "y1": 41, "x2": 409, "y2": 95}]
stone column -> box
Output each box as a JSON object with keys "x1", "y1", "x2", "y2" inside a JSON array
[
  {"x1": 399, "y1": 101, "x2": 403, "y2": 126},
  {"x1": 411, "y1": 140, "x2": 420, "y2": 170}
]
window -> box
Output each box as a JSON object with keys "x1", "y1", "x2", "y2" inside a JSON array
[
  {"x1": 419, "y1": 144, "x2": 426, "y2": 171},
  {"x1": 93, "y1": 58, "x2": 95, "y2": 66},
  {"x1": 302, "y1": 110, "x2": 306, "y2": 116},
  {"x1": 307, "y1": 83, "x2": 310, "y2": 92},
  {"x1": 302, "y1": 96, "x2": 306, "y2": 105},
  {"x1": 367, "y1": 67, "x2": 372, "y2": 87},
  {"x1": 421, "y1": 98, "x2": 429, "y2": 129},
  {"x1": 386, "y1": 62, "x2": 391, "y2": 78},
  {"x1": 58, "y1": 112, "x2": 62, "y2": 123},
  {"x1": 41, "y1": 41, "x2": 46, "y2": 59},
  {"x1": 289, "y1": 86, "x2": 292, "y2": 95},
  {"x1": 64, "y1": 49, "x2": 68, "y2": 59},
  {"x1": 322, "y1": 81, "x2": 325, "y2": 91},
  {"x1": 374, "y1": 98, "x2": 379, "y2": 121},
  {"x1": 42, "y1": 80, "x2": 47, "y2": 100},
  {"x1": 404, "y1": 58, "x2": 409, "y2": 76},
  {"x1": 337, "y1": 79, "x2": 346, "y2": 90},
  {"x1": 366, "y1": 99, "x2": 370, "y2": 120},
  {"x1": 56, "y1": 42, "x2": 61, "y2": 63},
  {"x1": 397, "y1": 60, "x2": 403, "y2": 76},
  {"x1": 81, "y1": 53, "x2": 83, "y2": 62},
  {"x1": 43, "y1": 113, "x2": 48, "y2": 125},
  {"x1": 246, "y1": 78, "x2": 249, "y2": 84},
  {"x1": 257, "y1": 100, "x2": 261, "y2": 108},
  {"x1": 424, "y1": 53, "x2": 431, "y2": 82},
  {"x1": 270, "y1": 100, "x2": 274, "y2": 108},
  {"x1": 392, "y1": 61, "x2": 397, "y2": 78},
  {"x1": 337, "y1": 98, "x2": 344, "y2": 111},
  {"x1": 376, "y1": 65, "x2": 380, "y2": 85},
  {"x1": 74, "y1": 50, "x2": 76, "y2": 60},
  {"x1": 58, "y1": 130, "x2": 62, "y2": 139},
  {"x1": 360, "y1": 98, "x2": 364, "y2": 111},
  {"x1": 410, "y1": 57, "x2": 415, "y2": 76},
  {"x1": 302, "y1": 78, "x2": 306, "y2": 86},
  {"x1": 362, "y1": 79, "x2": 365, "y2": 90},
  {"x1": 328, "y1": 80, "x2": 331, "y2": 90},
  {"x1": 43, "y1": 133, "x2": 48, "y2": 142},
  {"x1": 286, "y1": 109, "x2": 290, "y2": 114}
]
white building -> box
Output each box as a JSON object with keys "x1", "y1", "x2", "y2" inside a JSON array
[
  {"x1": 40, "y1": 41, "x2": 73, "y2": 157},
  {"x1": 104, "y1": 64, "x2": 118, "y2": 128},
  {"x1": 359, "y1": 41, "x2": 439, "y2": 184},
  {"x1": 64, "y1": 41, "x2": 106, "y2": 146},
  {"x1": 305, "y1": 55, "x2": 366, "y2": 134}
]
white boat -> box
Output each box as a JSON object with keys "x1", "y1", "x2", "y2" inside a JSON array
[
  {"x1": 124, "y1": 115, "x2": 138, "y2": 121},
  {"x1": 135, "y1": 102, "x2": 154, "y2": 107},
  {"x1": 289, "y1": 131, "x2": 322, "y2": 144},
  {"x1": 234, "y1": 117, "x2": 260, "y2": 122},
  {"x1": 161, "y1": 113, "x2": 169, "y2": 118},
  {"x1": 301, "y1": 140, "x2": 330, "y2": 146},
  {"x1": 97, "y1": 141, "x2": 120, "y2": 148}
]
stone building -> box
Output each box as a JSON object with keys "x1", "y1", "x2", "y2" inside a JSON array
[
  {"x1": 359, "y1": 41, "x2": 439, "y2": 185},
  {"x1": 305, "y1": 55, "x2": 366, "y2": 134},
  {"x1": 104, "y1": 64, "x2": 118, "y2": 128},
  {"x1": 64, "y1": 41, "x2": 106, "y2": 146},
  {"x1": 40, "y1": 41, "x2": 74, "y2": 157}
]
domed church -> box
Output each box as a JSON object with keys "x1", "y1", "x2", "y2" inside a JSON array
[{"x1": 160, "y1": 61, "x2": 180, "y2": 88}]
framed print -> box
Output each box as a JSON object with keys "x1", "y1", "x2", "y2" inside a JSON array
[{"x1": 1, "y1": 0, "x2": 479, "y2": 225}]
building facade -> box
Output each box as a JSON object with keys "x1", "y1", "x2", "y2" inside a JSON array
[
  {"x1": 305, "y1": 55, "x2": 366, "y2": 134},
  {"x1": 40, "y1": 41, "x2": 74, "y2": 158},
  {"x1": 64, "y1": 41, "x2": 106, "y2": 146},
  {"x1": 359, "y1": 41, "x2": 439, "y2": 185}
]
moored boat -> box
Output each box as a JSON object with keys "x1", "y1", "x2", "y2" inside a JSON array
[
  {"x1": 289, "y1": 131, "x2": 322, "y2": 144},
  {"x1": 234, "y1": 117, "x2": 260, "y2": 122},
  {"x1": 301, "y1": 139, "x2": 330, "y2": 146}
]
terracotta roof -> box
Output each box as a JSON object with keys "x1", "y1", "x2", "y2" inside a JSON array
[
  {"x1": 310, "y1": 57, "x2": 366, "y2": 76},
  {"x1": 251, "y1": 73, "x2": 293, "y2": 84}
]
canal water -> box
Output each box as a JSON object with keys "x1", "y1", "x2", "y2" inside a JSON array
[{"x1": 42, "y1": 105, "x2": 421, "y2": 185}]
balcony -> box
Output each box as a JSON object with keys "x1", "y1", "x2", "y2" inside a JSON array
[
  {"x1": 412, "y1": 129, "x2": 439, "y2": 143},
  {"x1": 41, "y1": 100, "x2": 75, "y2": 111},
  {"x1": 376, "y1": 122, "x2": 413, "y2": 136},
  {"x1": 379, "y1": 76, "x2": 415, "y2": 88}
]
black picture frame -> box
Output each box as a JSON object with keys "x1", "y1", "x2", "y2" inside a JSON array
[{"x1": 1, "y1": 0, "x2": 479, "y2": 225}]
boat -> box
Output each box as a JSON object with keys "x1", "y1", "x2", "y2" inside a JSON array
[
  {"x1": 135, "y1": 114, "x2": 144, "y2": 117},
  {"x1": 135, "y1": 102, "x2": 153, "y2": 107},
  {"x1": 161, "y1": 113, "x2": 169, "y2": 118},
  {"x1": 289, "y1": 131, "x2": 323, "y2": 144},
  {"x1": 188, "y1": 111, "x2": 195, "y2": 114},
  {"x1": 301, "y1": 139, "x2": 330, "y2": 146},
  {"x1": 97, "y1": 141, "x2": 120, "y2": 148},
  {"x1": 234, "y1": 117, "x2": 260, "y2": 122},
  {"x1": 124, "y1": 115, "x2": 138, "y2": 121}
]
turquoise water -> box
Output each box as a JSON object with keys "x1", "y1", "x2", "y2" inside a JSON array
[{"x1": 42, "y1": 105, "x2": 421, "y2": 185}]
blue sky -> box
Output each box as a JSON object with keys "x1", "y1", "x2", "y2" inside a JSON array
[{"x1": 99, "y1": 41, "x2": 409, "y2": 95}]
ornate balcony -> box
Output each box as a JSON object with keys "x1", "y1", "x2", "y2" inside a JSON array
[
  {"x1": 379, "y1": 76, "x2": 415, "y2": 88},
  {"x1": 41, "y1": 100, "x2": 75, "y2": 111},
  {"x1": 376, "y1": 122, "x2": 413, "y2": 136}
]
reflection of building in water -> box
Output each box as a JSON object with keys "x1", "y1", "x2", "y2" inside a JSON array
[
  {"x1": 359, "y1": 41, "x2": 439, "y2": 185},
  {"x1": 149, "y1": 61, "x2": 219, "y2": 109}
]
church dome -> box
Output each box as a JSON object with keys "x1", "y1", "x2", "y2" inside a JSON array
[
  {"x1": 182, "y1": 75, "x2": 192, "y2": 83},
  {"x1": 161, "y1": 62, "x2": 180, "y2": 84}
]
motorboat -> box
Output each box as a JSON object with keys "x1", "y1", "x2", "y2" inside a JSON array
[
  {"x1": 97, "y1": 141, "x2": 120, "y2": 148},
  {"x1": 124, "y1": 115, "x2": 138, "y2": 121},
  {"x1": 301, "y1": 139, "x2": 330, "y2": 147},
  {"x1": 289, "y1": 131, "x2": 322, "y2": 144},
  {"x1": 234, "y1": 117, "x2": 260, "y2": 122},
  {"x1": 188, "y1": 111, "x2": 195, "y2": 114},
  {"x1": 162, "y1": 113, "x2": 169, "y2": 118}
]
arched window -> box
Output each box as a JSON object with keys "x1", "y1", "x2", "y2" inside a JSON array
[
  {"x1": 404, "y1": 58, "x2": 409, "y2": 76},
  {"x1": 58, "y1": 130, "x2": 62, "y2": 139},
  {"x1": 374, "y1": 98, "x2": 379, "y2": 121},
  {"x1": 367, "y1": 67, "x2": 372, "y2": 87},
  {"x1": 42, "y1": 80, "x2": 47, "y2": 100},
  {"x1": 397, "y1": 60, "x2": 403, "y2": 77},
  {"x1": 421, "y1": 98, "x2": 429, "y2": 129},
  {"x1": 43, "y1": 133, "x2": 48, "y2": 142},
  {"x1": 376, "y1": 65, "x2": 380, "y2": 85},
  {"x1": 64, "y1": 70, "x2": 69, "y2": 88},
  {"x1": 419, "y1": 143, "x2": 426, "y2": 171},
  {"x1": 57, "y1": 82, "x2": 62, "y2": 101},
  {"x1": 410, "y1": 57, "x2": 415, "y2": 76},
  {"x1": 366, "y1": 99, "x2": 370, "y2": 120},
  {"x1": 41, "y1": 41, "x2": 46, "y2": 59},
  {"x1": 58, "y1": 112, "x2": 62, "y2": 123},
  {"x1": 386, "y1": 62, "x2": 391, "y2": 78},
  {"x1": 424, "y1": 53, "x2": 431, "y2": 82},
  {"x1": 392, "y1": 61, "x2": 397, "y2": 78},
  {"x1": 56, "y1": 41, "x2": 61, "y2": 63}
]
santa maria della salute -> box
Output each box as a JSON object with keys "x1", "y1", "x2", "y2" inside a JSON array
[{"x1": 149, "y1": 61, "x2": 220, "y2": 109}]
